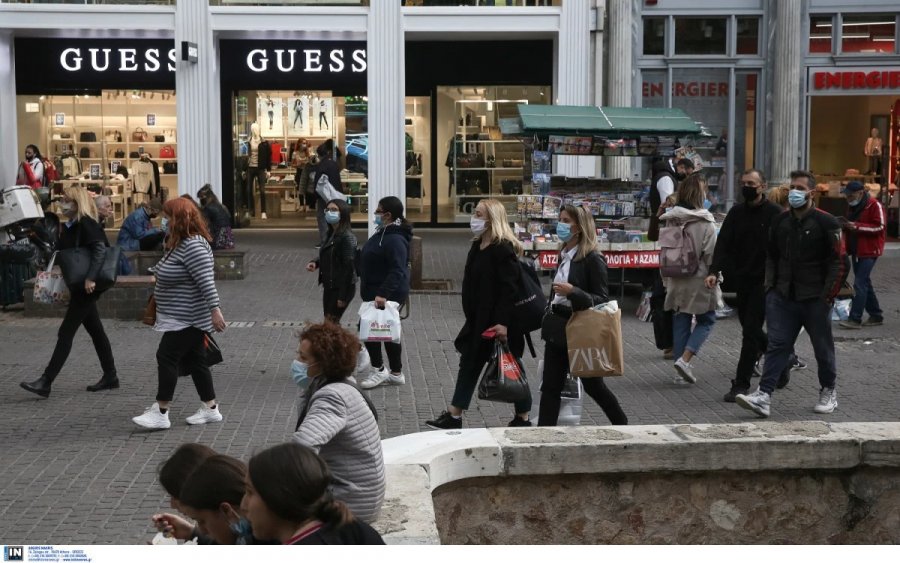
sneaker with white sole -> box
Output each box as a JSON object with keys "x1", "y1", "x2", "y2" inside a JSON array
[
  {"x1": 735, "y1": 389, "x2": 771, "y2": 418},
  {"x1": 813, "y1": 387, "x2": 838, "y2": 414},
  {"x1": 360, "y1": 367, "x2": 405, "y2": 389},
  {"x1": 674, "y1": 358, "x2": 696, "y2": 384},
  {"x1": 186, "y1": 403, "x2": 223, "y2": 425},
  {"x1": 132, "y1": 403, "x2": 171, "y2": 430}
]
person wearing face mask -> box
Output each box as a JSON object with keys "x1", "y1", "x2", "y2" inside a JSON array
[
  {"x1": 116, "y1": 198, "x2": 166, "y2": 251},
  {"x1": 426, "y1": 199, "x2": 532, "y2": 430},
  {"x1": 837, "y1": 181, "x2": 885, "y2": 330},
  {"x1": 197, "y1": 184, "x2": 234, "y2": 250},
  {"x1": 290, "y1": 322, "x2": 384, "y2": 523},
  {"x1": 675, "y1": 158, "x2": 695, "y2": 181},
  {"x1": 357, "y1": 197, "x2": 412, "y2": 390},
  {"x1": 20, "y1": 187, "x2": 119, "y2": 398},
  {"x1": 736, "y1": 170, "x2": 844, "y2": 419},
  {"x1": 312, "y1": 140, "x2": 344, "y2": 246},
  {"x1": 706, "y1": 169, "x2": 785, "y2": 402},
  {"x1": 537, "y1": 204, "x2": 627, "y2": 427},
  {"x1": 306, "y1": 199, "x2": 357, "y2": 322},
  {"x1": 659, "y1": 174, "x2": 721, "y2": 385}
]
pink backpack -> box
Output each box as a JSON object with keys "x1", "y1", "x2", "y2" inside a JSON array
[{"x1": 658, "y1": 221, "x2": 699, "y2": 278}]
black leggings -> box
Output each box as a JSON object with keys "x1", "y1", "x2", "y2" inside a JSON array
[
  {"x1": 156, "y1": 327, "x2": 216, "y2": 403},
  {"x1": 365, "y1": 341, "x2": 403, "y2": 373},
  {"x1": 43, "y1": 291, "x2": 116, "y2": 380},
  {"x1": 323, "y1": 286, "x2": 353, "y2": 323}
]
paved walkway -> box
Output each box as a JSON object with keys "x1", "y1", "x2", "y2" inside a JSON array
[{"x1": 1, "y1": 229, "x2": 899, "y2": 543}]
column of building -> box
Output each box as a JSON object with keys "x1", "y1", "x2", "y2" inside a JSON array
[
  {"x1": 604, "y1": 0, "x2": 633, "y2": 180},
  {"x1": 555, "y1": 0, "x2": 592, "y2": 178},
  {"x1": 770, "y1": 0, "x2": 802, "y2": 184},
  {"x1": 0, "y1": 31, "x2": 19, "y2": 189}
]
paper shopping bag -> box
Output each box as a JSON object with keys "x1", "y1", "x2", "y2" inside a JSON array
[
  {"x1": 566, "y1": 302, "x2": 624, "y2": 377},
  {"x1": 358, "y1": 301, "x2": 402, "y2": 342}
]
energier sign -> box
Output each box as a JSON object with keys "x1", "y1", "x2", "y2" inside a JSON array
[
  {"x1": 59, "y1": 47, "x2": 178, "y2": 73},
  {"x1": 245, "y1": 48, "x2": 367, "y2": 74}
]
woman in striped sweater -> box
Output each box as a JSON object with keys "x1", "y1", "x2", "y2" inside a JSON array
[{"x1": 133, "y1": 198, "x2": 227, "y2": 430}]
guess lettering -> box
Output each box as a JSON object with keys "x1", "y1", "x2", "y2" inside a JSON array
[
  {"x1": 246, "y1": 48, "x2": 367, "y2": 74},
  {"x1": 60, "y1": 47, "x2": 177, "y2": 73}
]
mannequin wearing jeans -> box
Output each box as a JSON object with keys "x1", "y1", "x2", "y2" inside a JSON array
[{"x1": 246, "y1": 123, "x2": 270, "y2": 219}]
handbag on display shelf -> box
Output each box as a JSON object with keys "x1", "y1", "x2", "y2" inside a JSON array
[
  {"x1": 162, "y1": 161, "x2": 177, "y2": 174},
  {"x1": 109, "y1": 148, "x2": 126, "y2": 159},
  {"x1": 79, "y1": 132, "x2": 97, "y2": 143},
  {"x1": 60, "y1": 132, "x2": 72, "y2": 140},
  {"x1": 163, "y1": 129, "x2": 176, "y2": 143},
  {"x1": 132, "y1": 128, "x2": 149, "y2": 142},
  {"x1": 79, "y1": 147, "x2": 92, "y2": 158},
  {"x1": 104, "y1": 130, "x2": 122, "y2": 142},
  {"x1": 154, "y1": 135, "x2": 166, "y2": 143},
  {"x1": 159, "y1": 145, "x2": 176, "y2": 159},
  {"x1": 129, "y1": 151, "x2": 140, "y2": 159}
]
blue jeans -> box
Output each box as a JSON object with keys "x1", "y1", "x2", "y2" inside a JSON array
[
  {"x1": 761, "y1": 290, "x2": 836, "y2": 395},
  {"x1": 672, "y1": 311, "x2": 716, "y2": 360},
  {"x1": 849, "y1": 257, "x2": 882, "y2": 323}
]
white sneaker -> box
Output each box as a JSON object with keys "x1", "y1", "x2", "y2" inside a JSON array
[
  {"x1": 261, "y1": 212, "x2": 268, "y2": 220},
  {"x1": 735, "y1": 389, "x2": 771, "y2": 418},
  {"x1": 186, "y1": 403, "x2": 224, "y2": 425},
  {"x1": 132, "y1": 403, "x2": 171, "y2": 430},
  {"x1": 360, "y1": 367, "x2": 405, "y2": 389},
  {"x1": 813, "y1": 387, "x2": 838, "y2": 414},
  {"x1": 674, "y1": 358, "x2": 696, "y2": 384}
]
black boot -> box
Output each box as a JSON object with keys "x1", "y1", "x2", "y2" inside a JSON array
[
  {"x1": 20, "y1": 376, "x2": 53, "y2": 398},
  {"x1": 86, "y1": 374, "x2": 120, "y2": 392}
]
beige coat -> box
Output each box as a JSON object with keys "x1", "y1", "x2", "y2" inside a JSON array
[{"x1": 660, "y1": 206, "x2": 721, "y2": 315}]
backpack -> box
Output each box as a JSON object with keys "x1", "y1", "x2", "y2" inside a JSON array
[
  {"x1": 658, "y1": 221, "x2": 699, "y2": 278},
  {"x1": 512, "y1": 257, "x2": 547, "y2": 334}
]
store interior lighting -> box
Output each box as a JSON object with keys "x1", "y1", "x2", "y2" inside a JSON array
[{"x1": 816, "y1": 20, "x2": 895, "y2": 28}]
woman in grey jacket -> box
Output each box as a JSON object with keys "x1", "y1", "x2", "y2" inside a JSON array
[{"x1": 290, "y1": 322, "x2": 384, "y2": 523}]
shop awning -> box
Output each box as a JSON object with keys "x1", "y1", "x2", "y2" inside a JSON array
[{"x1": 517, "y1": 104, "x2": 702, "y2": 136}]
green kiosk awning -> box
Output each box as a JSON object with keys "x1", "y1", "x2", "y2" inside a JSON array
[{"x1": 517, "y1": 104, "x2": 701, "y2": 136}]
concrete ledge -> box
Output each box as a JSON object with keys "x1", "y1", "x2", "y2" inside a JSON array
[
  {"x1": 377, "y1": 423, "x2": 900, "y2": 544},
  {"x1": 24, "y1": 276, "x2": 154, "y2": 320},
  {"x1": 125, "y1": 250, "x2": 247, "y2": 280}
]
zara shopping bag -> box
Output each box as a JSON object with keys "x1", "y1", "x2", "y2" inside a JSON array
[
  {"x1": 32, "y1": 252, "x2": 70, "y2": 305},
  {"x1": 477, "y1": 340, "x2": 530, "y2": 404},
  {"x1": 565, "y1": 301, "x2": 625, "y2": 377},
  {"x1": 358, "y1": 301, "x2": 402, "y2": 343}
]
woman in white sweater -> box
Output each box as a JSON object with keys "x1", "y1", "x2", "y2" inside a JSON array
[{"x1": 290, "y1": 322, "x2": 384, "y2": 523}]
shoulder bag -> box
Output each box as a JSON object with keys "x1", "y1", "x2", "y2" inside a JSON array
[
  {"x1": 142, "y1": 294, "x2": 157, "y2": 326},
  {"x1": 56, "y1": 223, "x2": 120, "y2": 292},
  {"x1": 132, "y1": 128, "x2": 149, "y2": 142}
]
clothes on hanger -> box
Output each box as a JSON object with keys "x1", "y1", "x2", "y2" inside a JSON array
[{"x1": 133, "y1": 156, "x2": 160, "y2": 196}]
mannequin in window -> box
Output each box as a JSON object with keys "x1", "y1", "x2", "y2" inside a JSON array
[
  {"x1": 865, "y1": 127, "x2": 883, "y2": 177},
  {"x1": 319, "y1": 99, "x2": 330, "y2": 130},
  {"x1": 293, "y1": 98, "x2": 305, "y2": 128},
  {"x1": 245, "y1": 123, "x2": 271, "y2": 220},
  {"x1": 266, "y1": 96, "x2": 276, "y2": 130}
]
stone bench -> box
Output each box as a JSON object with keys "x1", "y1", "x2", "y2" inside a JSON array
[
  {"x1": 373, "y1": 423, "x2": 900, "y2": 544},
  {"x1": 24, "y1": 275, "x2": 154, "y2": 320},
  {"x1": 124, "y1": 249, "x2": 246, "y2": 280}
]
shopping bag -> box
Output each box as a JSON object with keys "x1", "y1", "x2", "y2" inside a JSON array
[
  {"x1": 315, "y1": 174, "x2": 345, "y2": 203},
  {"x1": 32, "y1": 252, "x2": 70, "y2": 305},
  {"x1": 354, "y1": 344, "x2": 373, "y2": 379},
  {"x1": 536, "y1": 359, "x2": 583, "y2": 426},
  {"x1": 478, "y1": 340, "x2": 530, "y2": 404},
  {"x1": 831, "y1": 299, "x2": 851, "y2": 321},
  {"x1": 204, "y1": 333, "x2": 223, "y2": 366},
  {"x1": 566, "y1": 300, "x2": 624, "y2": 377},
  {"x1": 358, "y1": 301, "x2": 402, "y2": 342},
  {"x1": 636, "y1": 290, "x2": 652, "y2": 322}
]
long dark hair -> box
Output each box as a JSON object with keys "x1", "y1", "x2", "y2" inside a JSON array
[
  {"x1": 25, "y1": 144, "x2": 43, "y2": 161},
  {"x1": 179, "y1": 455, "x2": 247, "y2": 511},
  {"x1": 378, "y1": 196, "x2": 409, "y2": 227},
  {"x1": 197, "y1": 184, "x2": 221, "y2": 206},
  {"x1": 157, "y1": 443, "x2": 217, "y2": 499},
  {"x1": 326, "y1": 198, "x2": 352, "y2": 236},
  {"x1": 248, "y1": 443, "x2": 353, "y2": 529}
]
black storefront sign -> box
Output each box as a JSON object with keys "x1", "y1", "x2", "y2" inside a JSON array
[{"x1": 15, "y1": 38, "x2": 177, "y2": 94}]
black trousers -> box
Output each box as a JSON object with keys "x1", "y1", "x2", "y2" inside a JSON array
[
  {"x1": 734, "y1": 282, "x2": 767, "y2": 389},
  {"x1": 538, "y1": 342, "x2": 627, "y2": 426},
  {"x1": 156, "y1": 327, "x2": 216, "y2": 403},
  {"x1": 365, "y1": 341, "x2": 403, "y2": 373},
  {"x1": 43, "y1": 291, "x2": 117, "y2": 380},
  {"x1": 323, "y1": 285, "x2": 353, "y2": 323},
  {"x1": 650, "y1": 270, "x2": 673, "y2": 350},
  {"x1": 246, "y1": 166, "x2": 267, "y2": 214},
  {"x1": 139, "y1": 231, "x2": 166, "y2": 251}
]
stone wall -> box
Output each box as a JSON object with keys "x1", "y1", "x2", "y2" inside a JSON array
[
  {"x1": 125, "y1": 250, "x2": 246, "y2": 280},
  {"x1": 24, "y1": 276, "x2": 153, "y2": 320}
]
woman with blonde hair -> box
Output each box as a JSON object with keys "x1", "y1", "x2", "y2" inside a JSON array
[
  {"x1": 133, "y1": 197, "x2": 226, "y2": 430},
  {"x1": 21, "y1": 186, "x2": 119, "y2": 398},
  {"x1": 538, "y1": 204, "x2": 627, "y2": 426},
  {"x1": 426, "y1": 199, "x2": 532, "y2": 429}
]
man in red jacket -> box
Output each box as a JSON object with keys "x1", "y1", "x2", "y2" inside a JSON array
[{"x1": 838, "y1": 181, "x2": 885, "y2": 329}]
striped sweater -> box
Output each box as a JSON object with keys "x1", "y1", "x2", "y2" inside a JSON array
[{"x1": 154, "y1": 236, "x2": 220, "y2": 332}]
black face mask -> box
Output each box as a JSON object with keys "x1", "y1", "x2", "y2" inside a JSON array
[
  {"x1": 742, "y1": 185, "x2": 760, "y2": 202},
  {"x1": 676, "y1": 173, "x2": 687, "y2": 181}
]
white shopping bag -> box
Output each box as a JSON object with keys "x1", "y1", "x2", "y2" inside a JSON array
[
  {"x1": 536, "y1": 360, "x2": 583, "y2": 426},
  {"x1": 831, "y1": 299, "x2": 851, "y2": 321},
  {"x1": 354, "y1": 344, "x2": 373, "y2": 379},
  {"x1": 315, "y1": 174, "x2": 345, "y2": 203},
  {"x1": 32, "y1": 252, "x2": 70, "y2": 305},
  {"x1": 358, "y1": 301, "x2": 402, "y2": 343}
]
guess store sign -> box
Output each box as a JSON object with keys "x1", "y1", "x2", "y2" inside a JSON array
[{"x1": 809, "y1": 66, "x2": 900, "y2": 95}]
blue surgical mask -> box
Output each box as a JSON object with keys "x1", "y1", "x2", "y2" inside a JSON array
[
  {"x1": 788, "y1": 189, "x2": 808, "y2": 209},
  {"x1": 374, "y1": 214, "x2": 383, "y2": 227},
  {"x1": 229, "y1": 517, "x2": 253, "y2": 545},
  {"x1": 160, "y1": 217, "x2": 169, "y2": 231},
  {"x1": 291, "y1": 359, "x2": 312, "y2": 388},
  {"x1": 556, "y1": 222, "x2": 573, "y2": 242},
  {"x1": 703, "y1": 199, "x2": 712, "y2": 210},
  {"x1": 325, "y1": 210, "x2": 340, "y2": 224},
  {"x1": 848, "y1": 196, "x2": 863, "y2": 207}
]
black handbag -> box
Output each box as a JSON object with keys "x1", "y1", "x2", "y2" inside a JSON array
[
  {"x1": 79, "y1": 147, "x2": 92, "y2": 158},
  {"x1": 79, "y1": 132, "x2": 97, "y2": 143},
  {"x1": 114, "y1": 149, "x2": 125, "y2": 158},
  {"x1": 204, "y1": 333, "x2": 223, "y2": 366},
  {"x1": 154, "y1": 135, "x2": 165, "y2": 142},
  {"x1": 56, "y1": 224, "x2": 120, "y2": 292},
  {"x1": 129, "y1": 151, "x2": 140, "y2": 158},
  {"x1": 163, "y1": 161, "x2": 177, "y2": 174}
]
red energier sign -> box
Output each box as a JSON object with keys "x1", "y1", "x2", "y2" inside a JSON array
[{"x1": 814, "y1": 70, "x2": 900, "y2": 91}]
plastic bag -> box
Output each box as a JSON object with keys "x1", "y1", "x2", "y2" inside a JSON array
[
  {"x1": 354, "y1": 344, "x2": 372, "y2": 379},
  {"x1": 636, "y1": 290, "x2": 652, "y2": 322},
  {"x1": 831, "y1": 299, "x2": 851, "y2": 321},
  {"x1": 537, "y1": 360, "x2": 583, "y2": 426},
  {"x1": 32, "y1": 252, "x2": 69, "y2": 305},
  {"x1": 358, "y1": 301, "x2": 402, "y2": 342},
  {"x1": 478, "y1": 340, "x2": 530, "y2": 404}
]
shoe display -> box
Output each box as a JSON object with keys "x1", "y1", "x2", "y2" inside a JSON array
[
  {"x1": 20, "y1": 376, "x2": 52, "y2": 398},
  {"x1": 813, "y1": 387, "x2": 838, "y2": 414},
  {"x1": 838, "y1": 319, "x2": 862, "y2": 329},
  {"x1": 186, "y1": 403, "x2": 223, "y2": 425},
  {"x1": 674, "y1": 358, "x2": 696, "y2": 384},
  {"x1": 132, "y1": 403, "x2": 171, "y2": 430},
  {"x1": 425, "y1": 411, "x2": 462, "y2": 430},
  {"x1": 862, "y1": 317, "x2": 884, "y2": 327},
  {"x1": 86, "y1": 375, "x2": 119, "y2": 392},
  {"x1": 723, "y1": 382, "x2": 749, "y2": 403},
  {"x1": 508, "y1": 417, "x2": 533, "y2": 427},
  {"x1": 735, "y1": 389, "x2": 771, "y2": 418}
]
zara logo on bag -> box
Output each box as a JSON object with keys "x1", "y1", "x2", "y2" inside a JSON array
[{"x1": 568, "y1": 347, "x2": 614, "y2": 374}]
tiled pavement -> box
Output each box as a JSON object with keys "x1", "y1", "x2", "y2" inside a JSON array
[{"x1": 1, "y1": 229, "x2": 899, "y2": 543}]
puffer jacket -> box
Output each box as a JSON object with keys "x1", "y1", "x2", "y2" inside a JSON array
[
  {"x1": 359, "y1": 221, "x2": 412, "y2": 303},
  {"x1": 660, "y1": 205, "x2": 721, "y2": 315},
  {"x1": 845, "y1": 194, "x2": 885, "y2": 259}
]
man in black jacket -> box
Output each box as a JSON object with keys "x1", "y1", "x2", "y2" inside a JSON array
[
  {"x1": 707, "y1": 169, "x2": 784, "y2": 402},
  {"x1": 736, "y1": 170, "x2": 844, "y2": 418}
]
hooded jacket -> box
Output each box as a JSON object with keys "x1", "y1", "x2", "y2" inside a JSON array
[
  {"x1": 659, "y1": 205, "x2": 721, "y2": 315},
  {"x1": 845, "y1": 193, "x2": 885, "y2": 259},
  {"x1": 358, "y1": 221, "x2": 412, "y2": 303}
]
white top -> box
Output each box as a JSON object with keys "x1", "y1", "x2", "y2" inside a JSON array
[
  {"x1": 551, "y1": 246, "x2": 578, "y2": 307},
  {"x1": 153, "y1": 310, "x2": 192, "y2": 333},
  {"x1": 656, "y1": 175, "x2": 675, "y2": 202}
]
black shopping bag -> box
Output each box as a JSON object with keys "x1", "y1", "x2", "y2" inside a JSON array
[{"x1": 477, "y1": 340, "x2": 530, "y2": 404}]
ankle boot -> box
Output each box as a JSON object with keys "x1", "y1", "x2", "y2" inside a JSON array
[
  {"x1": 86, "y1": 374, "x2": 120, "y2": 392},
  {"x1": 20, "y1": 375, "x2": 53, "y2": 398}
]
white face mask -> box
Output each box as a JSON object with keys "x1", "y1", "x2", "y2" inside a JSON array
[
  {"x1": 59, "y1": 203, "x2": 74, "y2": 216},
  {"x1": 470, "y1": 216, "x2": 487, "y2": 236}
]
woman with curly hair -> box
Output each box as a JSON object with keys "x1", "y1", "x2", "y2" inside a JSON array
[
  {"x1": 289, "y1": 322, "x2": 384, "y2": 523},
  {"x1": 133, "y1": 197, "x2": 227, "y2": 430}
]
